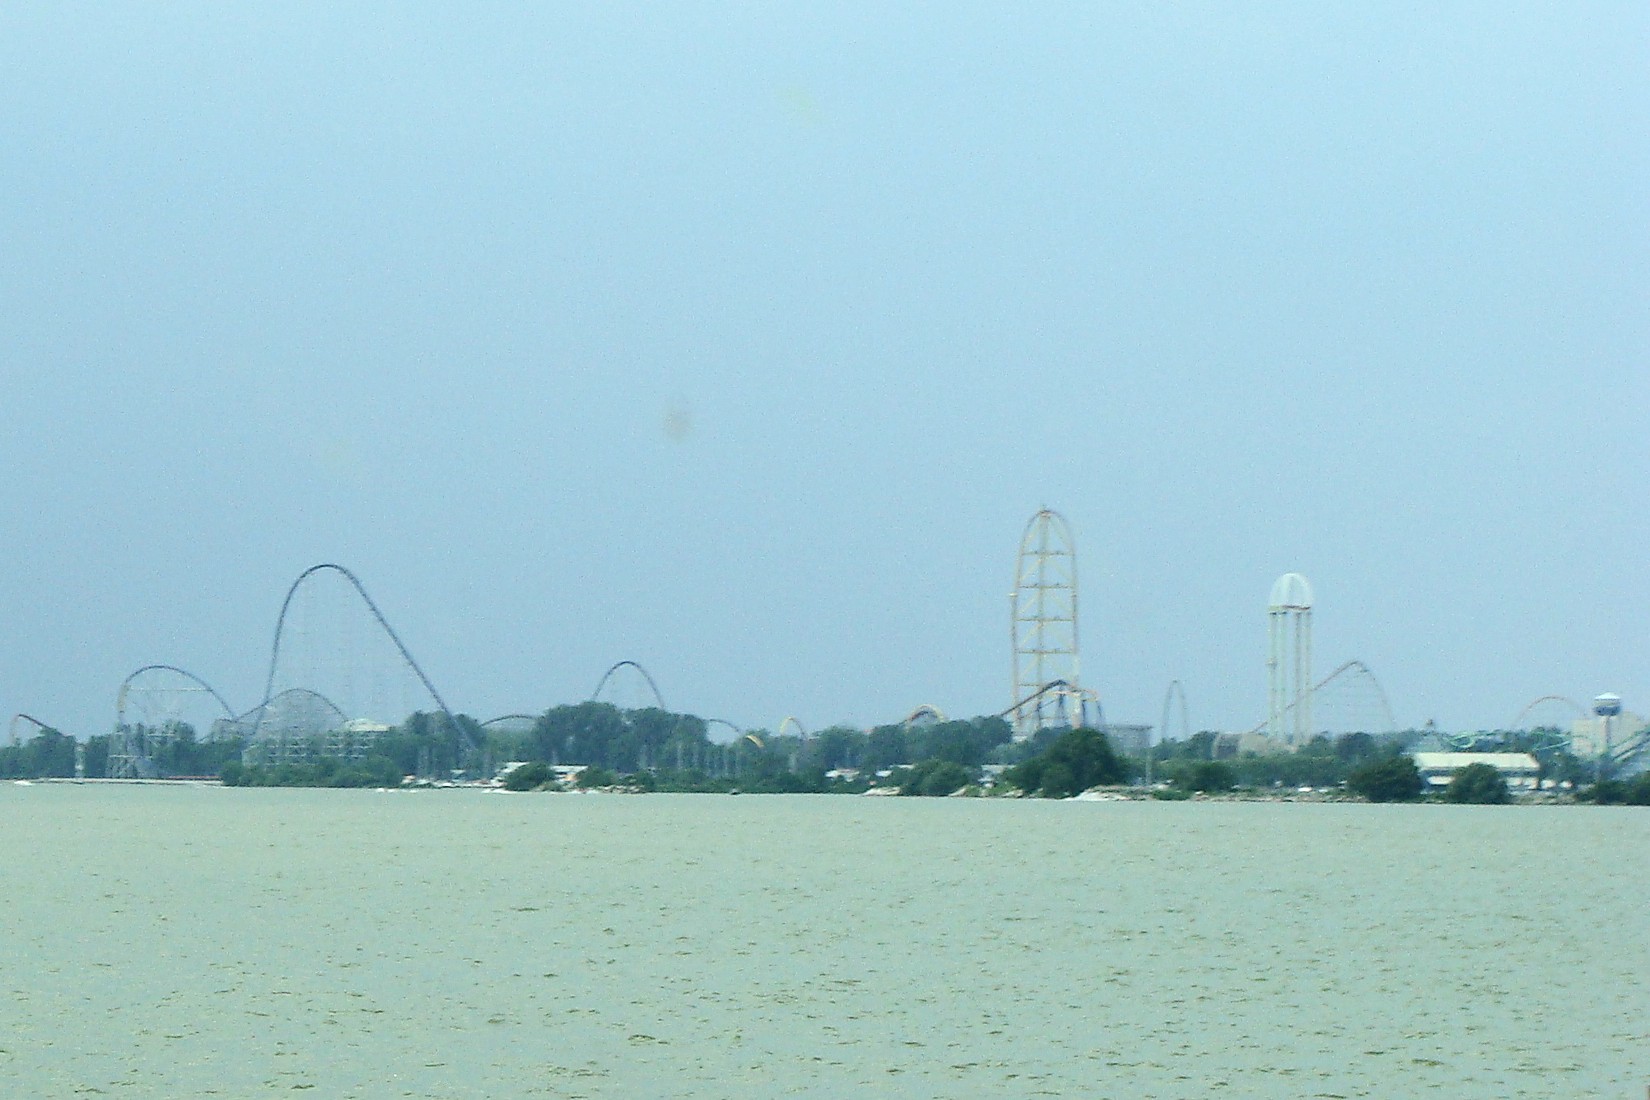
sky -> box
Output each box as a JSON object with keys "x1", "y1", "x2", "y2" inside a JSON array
[{"x1": 1, "y1": 4, "x2": 1645, "y2": 741}]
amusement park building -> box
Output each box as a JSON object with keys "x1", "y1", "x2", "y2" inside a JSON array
[
  {"x1": 1569, "y1": 711, "x2": 1647, "y2": 759},
  {"x1": 1411, "y1": 752, "x2": 1540, "y2": 792}
]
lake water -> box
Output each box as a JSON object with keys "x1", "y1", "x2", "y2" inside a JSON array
[{"x1": 1, "y1": 784, "x2": 1644, "y2": 1098}]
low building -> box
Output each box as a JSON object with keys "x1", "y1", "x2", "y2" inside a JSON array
[
  {"x1": 329, "y1": 718, "x2": 390, "y2": 761},
  {"x1": 1411, "y1": 752, "x2": 1541, "y2": 792},
  {"x1": 494, "y1": 762, "x2": 591, "y2": 786}
]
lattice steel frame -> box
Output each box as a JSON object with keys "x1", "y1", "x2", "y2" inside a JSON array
[
  {"x1": 1243, "y1": 658, "x2": 1395, "y2": 739},
  {"x1": 257, "y1": 563, "x2": 469, "y2": 753},
  {"x1": 1011, "y1": 509, "x2": 1081, "y2": 740},
  {"x1": 109, "y1": 665, "x2": 237, "y2": 779}
]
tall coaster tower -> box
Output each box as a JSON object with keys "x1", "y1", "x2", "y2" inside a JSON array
[
  {"x1": 1011, "y1": 509, "x2": 1081, "y2": 740},
  {"x1": 1267, "y1": 572, "x2": 1314, "y2": 744}
]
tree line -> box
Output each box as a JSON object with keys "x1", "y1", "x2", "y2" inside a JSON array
[{"x1": 3, "y1": 704, "x2": 1642, "y2": 805}]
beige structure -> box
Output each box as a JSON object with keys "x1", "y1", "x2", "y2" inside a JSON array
[
  {"x1": 1569, "y1": 711, "x2": 1647, "y2": 758},
  {"x1": 1234, "y1": 732, "x2": 1292, "y2": 756}
]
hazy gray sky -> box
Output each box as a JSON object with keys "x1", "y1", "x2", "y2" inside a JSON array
[{"x1": 2, "y1": 4, "x2": 1645, "y2": 740}]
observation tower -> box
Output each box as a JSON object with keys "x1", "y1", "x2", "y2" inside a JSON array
[
  {"x1": 1266, "y1": 572, "x2": 1313, "y2": 744},
  {"x1": 1593, "y1": 692, "x2": 1621, "y2": 782}
]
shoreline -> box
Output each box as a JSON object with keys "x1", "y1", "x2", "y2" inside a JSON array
[{"x1": 16, "y1": 777, "x2": 1603, "y2": 805}]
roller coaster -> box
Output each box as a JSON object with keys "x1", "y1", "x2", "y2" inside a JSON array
[
  {"x1": 235, "y1": 687, "x2": 351, "y2": 734},
  {"x1": 1599, "y1": 724, "x2": 1650, "y2": 774},
  {"x1": 102, "y1": 563, "x2": 470, "y2": 777},
  {"x1": 590, "y1": 660, "x2": 669, "y2": 712},
  {"x1": 107, "y1": 664, "x2": 239, "y2": 779},
  {"x1": 64, "y1": 552, "x2": 1644, "y2": 782},
  {"x1": 999, "y1": 679, "x2": 1103, "y2": 731},
  {"x1": 1159, "y1": 680, "x2": 1190, "y2": 746},
  {"x1": 479, "y1": 714, "x2": 540, "y2": 733},
  {"x1": 9, "y1": 713, "x2": 58, "y2": 747},
  {"x1": 1242, "y1": 659, "x2": 1398, "y2": 739},
  {"x1": 256, "y1": 563, "x2": 464, "y2": 747},
  {"x1": 477, "y1": 661, "x2": 674, "y2": 736},
  {"x1": 902, "y1": 704, "x2": 947, "y2": 729},
  {"x1": 1460, "y1": 694, "x2": 1650, "y2": 774}
]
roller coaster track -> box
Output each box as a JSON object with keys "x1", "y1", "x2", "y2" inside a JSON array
[
  {"x1": 704, "y1": 718, "x2": 743, "y2": 744},
  {"x1": 590, "y1": 661, "x2": 668, "y2": 711},
  {"x1": 1420, "y1": 695, "x2": 1591, "y2": 754},
  {"x1": 106, "y1": 665, "x2": 240, "y2": 777},
  {"x1": 1434, "y1": 695, "x2": 1646, "y2": 768},
  {"x1": 997, "y1": 679, "x2": 1069, "y2": 719},
  {"x1": 1159, "y1": 680, "x2": 1190, "y2": 746},
  {"x1": 116, "y1": 664, "x2": 238, "y2": 727},
  {"x1": 255, "y1": 564, "x2": 469, "y2": 751},
  {"x1": 1243, "y1": 659, "x2": 1397, "y2": 738},
  {"x1": 235, "y1": 687, "x2": 350, "y2": 730},
  {"x1": 481, "y1": 714, "x2": 541, "y2": 730},
  {"x1": 1508, "y1": 695, "x2": 1590, "y2": 731},
  {"x1": 998, "y1": 680, "x2": 1103, "y2": 729},
  {"x1": 1606, "y1": 724, "x2": 1650, "y2": 770},
  {"x1": 8, "y1": 713, "x2": 59, "y2": 746},
  {"x1": 903, "y1": 704, "x2": 947, "y2": 728}
]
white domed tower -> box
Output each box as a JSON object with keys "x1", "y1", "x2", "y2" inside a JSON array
[{"x1": 1267, "y1": 573, "x2": 1313, "y2": 744}]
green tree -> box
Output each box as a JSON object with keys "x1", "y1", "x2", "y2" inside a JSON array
[
  {"x1": 1005, "y1": 727, "x2": 1128, "y2": 797},
  {"x1": 1445, "y1": 763, "x2": 1510, "y2": 804},
  {"x1": 861, "y1": 725, "x2": 908, "y2": 771},
  {"x1": 623, "y1": 707, "x2": 682, "y2": 771},
  {"x1": 1347, "y1": 754, "x2": 1423, "y2": 802},
  {"x1": 1036, "y1": 761, "x2": 1078, "y2": 799},
  {"x1": 807, "y1": 725, "x2": 866, "y2": 771},
  {"x1": 532, "y1": 702, "x2": 700, "y2": 772},
  {"x1": 905, "y1": 718, "x2": 1012, "y2": 768},
  {"x1": 576, "y1": 765, "x2": 617, "y2": 788},
  {"x1": 332, "y1": 755, "x2": 403, "y2": 788},
  {"x1": 82, "y1": 734, "x2": 110, "y2": 778},
  {"x1": 1185, "y1": 731, "x2": 1219, "y2": 760},
  {"x1": 899, "y1": 758, "x2": 973, "y2": 796},
  {"x1": 503, "y1": 761, "x2": 552, "y2": 791},
  {"x1": 1335, "y1": 732, "x2": 1378, "y2": 764},
  {"x1": 13, "y1": 726, "x2": 76, "y2": 778},
  {"x1": 1171, "y1": 759, "x2": 1236, "y2": 793},
  {"x1": 1585, "y1": 773, "x2": 1650, "y2": 805},
  {"x1": 378, "y1": 711, "x2": 472, "y2": 777}
]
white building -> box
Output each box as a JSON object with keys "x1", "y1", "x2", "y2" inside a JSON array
[{"x1": 1411, "y1": 752, "x2": 1540, "y2": 792}]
